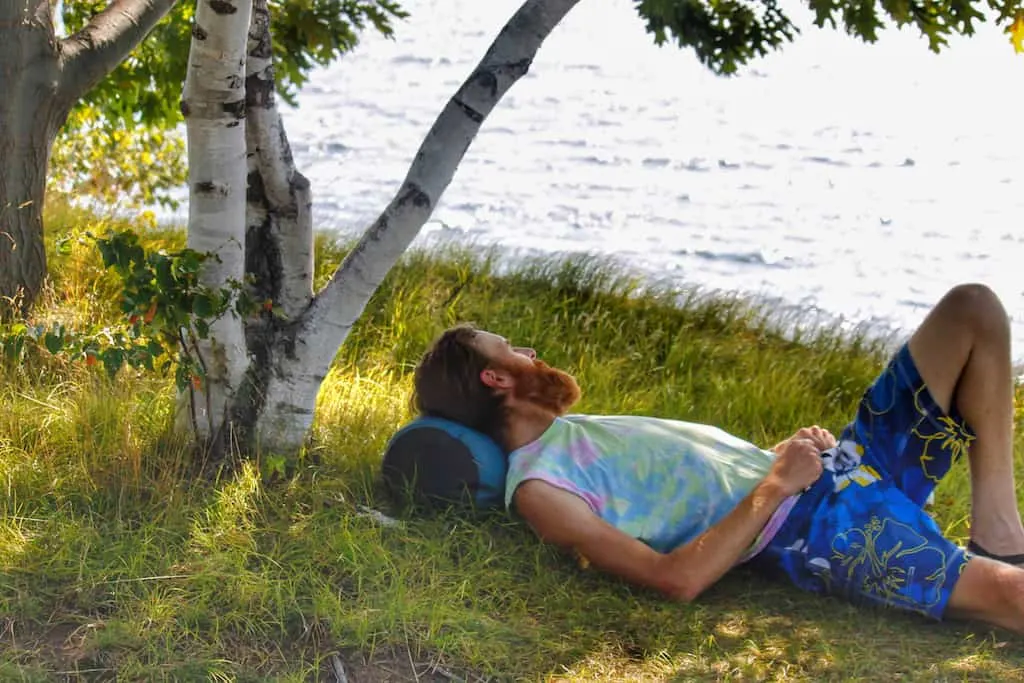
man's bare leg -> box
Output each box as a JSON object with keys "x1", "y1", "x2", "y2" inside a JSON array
[
  {"x1": 907, "y1": 283, "x2": 1024, "y2": 557},
  {"x1": 947, "y1": 556, "x2": 1024, "y2": 633}
]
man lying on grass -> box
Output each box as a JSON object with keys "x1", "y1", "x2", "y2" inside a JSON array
[{"x1": 412, "y1": 283, "x2": 1024, "y2": 633}]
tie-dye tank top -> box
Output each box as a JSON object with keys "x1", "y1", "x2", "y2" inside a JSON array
[{"x1": 505, "y1": 414, "x2": 798, "y2": 558}]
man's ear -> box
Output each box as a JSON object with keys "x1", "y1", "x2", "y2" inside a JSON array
[{"x1": 480, "y1": 367, "x2": 513, "y2": 390}]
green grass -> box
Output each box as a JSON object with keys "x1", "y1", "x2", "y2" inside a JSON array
[{"x1": 2, "y1": 207, "x2": 1024, "y2": 681}]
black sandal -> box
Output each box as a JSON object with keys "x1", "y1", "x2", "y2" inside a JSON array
[{"x1": 967, "y1": 540, "x2": 1024, "y2": 566}]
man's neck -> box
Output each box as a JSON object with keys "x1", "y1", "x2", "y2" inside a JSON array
[{"x1": 503, "y1": 406, "x2": 557, "y2": 452}]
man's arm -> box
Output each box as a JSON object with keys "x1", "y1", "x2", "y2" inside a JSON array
[{"x1": 512, "y1": 437, "x2": 822, "y2": 602}]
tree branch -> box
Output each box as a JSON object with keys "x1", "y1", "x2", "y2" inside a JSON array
[
  {"x1": 299, "y1": 0, "x2": 582, "y2": 358},
  {"x1": 58, "y1": 0, "x2": 178, "y2": 104}
]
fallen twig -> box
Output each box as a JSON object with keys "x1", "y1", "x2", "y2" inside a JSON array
[{"x1": 329, "y1": 653, "x2": 349, "y2": 683}]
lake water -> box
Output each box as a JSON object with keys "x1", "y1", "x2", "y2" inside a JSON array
[{"x1": 278, "y1": 0, "x2": 1024, "y2": 359}]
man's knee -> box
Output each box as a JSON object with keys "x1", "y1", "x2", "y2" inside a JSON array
[
  {"x1": 988, "y1": 561, "x2": 1024, "y2": 606},
  {"x1": 948, "y1": 557, "x2": 1024, "y2": 632},
  {"x1": 940, "y1": 283, "x2": 1009, "y2": 343}
]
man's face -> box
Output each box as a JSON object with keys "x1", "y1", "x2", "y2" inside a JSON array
[
  {"x1": 471, "y1": 331, "x2": 581, "y2": 415},
  {"x1": 472, "y1": 331, "x2": 538, "y2": 370}
]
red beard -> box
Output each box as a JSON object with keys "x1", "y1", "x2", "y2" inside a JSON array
[{"x1": 505, "y1": 358, "x2": 581, "y2": 415}]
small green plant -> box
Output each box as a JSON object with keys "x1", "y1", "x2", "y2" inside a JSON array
[{"x1": 0, "y1": 229, "x2": 266, "y2": 440}]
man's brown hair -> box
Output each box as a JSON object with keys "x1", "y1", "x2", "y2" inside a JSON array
[{"x1": 412, "y1": 324, "x2": 506, "y2": 444}]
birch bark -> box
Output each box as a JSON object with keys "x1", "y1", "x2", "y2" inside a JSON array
[
  {"x1": 180, "y1": 0, "x2": 253, "y2": 441},
  {"x1": 249, "y1": 0, "x2": 582, "y2": 449}
]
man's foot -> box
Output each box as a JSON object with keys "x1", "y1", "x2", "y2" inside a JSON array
[{"x1": 968, "y1": 539, "x2": 1024, "y2": 566}]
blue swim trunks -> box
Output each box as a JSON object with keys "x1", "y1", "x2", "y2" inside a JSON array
[{"x1": 752, "y1": 344, "x2": 977, "y2": 620}]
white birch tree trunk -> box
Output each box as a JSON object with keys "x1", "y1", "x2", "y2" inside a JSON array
[
  {"x1": 217, "y1": 0, "x2": 315, "y2": 449},
  {"x1": 248, "y1": 0, "x2": 582, "y2": 450},
  {"x1": 243, "y1": 0, "x2": 313, "y2": 320},
  {"x1": 180, "y1": 0, "x2": 252, "y2": 441},
  {"x1": 181, "y1": 0, "x2": 580, "y2": 455}
]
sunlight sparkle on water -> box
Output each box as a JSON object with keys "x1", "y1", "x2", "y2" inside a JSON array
[{"x1": 207, "y1": 0, "x2": 1024, "y2": 357}]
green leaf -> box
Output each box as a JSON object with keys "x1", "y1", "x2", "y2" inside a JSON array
[
  {"x1": 262, "y1": 454, "x2": 288, "y2": 480},
  {"x1": 174, "y1": 364, "x2": 193, "y2": 391},
  {"x1": 55, "y1": 236, "x2": 75, "y2": 256},
  {"x1": 147, "y1": 339, "x2": 166, "y2": 358},
  {"x1": 137, "y1": 350, "x2": 155, "y2": 372},
  {"x1": 102, "y1": 349, "x2": 125, "y2": 377},
  {"x1": 43, "y1": 332, "x2": 63, "y2": 355},
  {"x1": 154, "y1": 257, "x2": 175, "y2": 292},
  {"x1": 193, "y1": 293, "x2": 214, "y2": 318},
  {"x1": 4, "y1": 336, "x2": 25, "y2": 361},
  {"x1": 96, "y1": 239, "x2": 116, "y2": 268}
]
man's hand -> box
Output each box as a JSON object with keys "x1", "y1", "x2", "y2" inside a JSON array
[
  {"x1": 768, "y1": 437, "x2": 824, "y2": 496},
  {"x1": 772, "y1": 425, "x2": 835, "y2": 457},
  {"x1": 790, "y1": 425, "x2": 836, "y2": 451}
]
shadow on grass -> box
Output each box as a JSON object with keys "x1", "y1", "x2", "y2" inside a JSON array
[
  {"x1": 368, "y1": 509, "x2": 1024, "y2": 682},
  {"x1": 552, "y1": 568, "x2": 1024, "y2": 681},
  {"x1": 3, "y1": 458, "x2": 1024, "y2": 681}
]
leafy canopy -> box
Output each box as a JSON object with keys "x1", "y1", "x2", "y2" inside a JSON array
[
  {"x1": 53, "y1": 0, "x2": 405, "y2": 208},
  {"x1": 60, "y1": 0, "x2": 407, "y2": 129},
  {"x1": 636, "y1": 0, "x2": 1024, "y2": 74}
]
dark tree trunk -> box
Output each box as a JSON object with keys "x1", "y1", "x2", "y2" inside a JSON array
[
  {"x1": 0, "y1": 124, "x2": 55, "y2": 316},
  {"x1": 0, "y1": 0, "x2": 66, "y2": 315},
  {"x1": 0, "y1": 0, "x2": 178, "y2": 316}
]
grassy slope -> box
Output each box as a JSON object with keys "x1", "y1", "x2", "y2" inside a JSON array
[{"x1": 2, "y1": 207, "x2": 1023, "y2": 681}]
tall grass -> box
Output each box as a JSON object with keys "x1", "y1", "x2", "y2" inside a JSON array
[{"x1": 1, "y1": 211, "x2": 1022, "y2": 680}]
